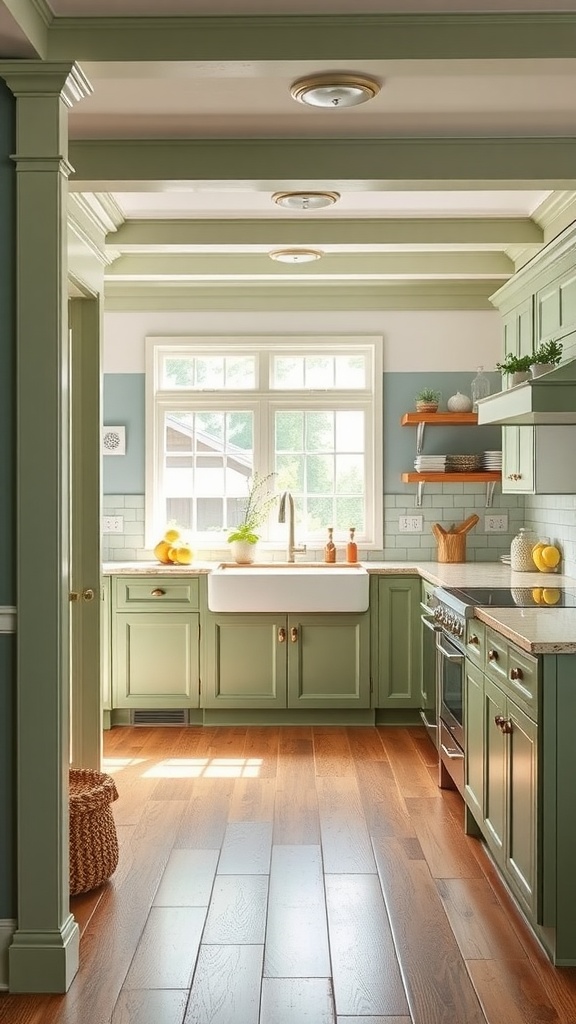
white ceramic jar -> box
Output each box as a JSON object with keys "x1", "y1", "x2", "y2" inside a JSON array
[
  {"x1": 510, "y1": 528, "x2": 536, "y2": 572},
  {"x1": 447, "y1": 392, "x2": 473, "y2": 413}
]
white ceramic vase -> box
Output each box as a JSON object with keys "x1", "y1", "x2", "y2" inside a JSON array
[
  {"x1": 447, "y1": 391, "x2": 473, "y2": 413},
  {"x1": 229, "y1": 540, "x2": 257, "y2": 564},
  {"x1": 510, "y1": 371, "x2": 531, "y2": 387},
  {"x1": 530, "y1": 362, "x2": 555, "y2": 378}
]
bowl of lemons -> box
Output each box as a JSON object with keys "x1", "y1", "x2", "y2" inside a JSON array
[
  {"x1": 532, "y1": 540, "x2": 561, "y2": 573},
  {"x1": 153, "y1": 528, "x2": 194, "y2": 565}
]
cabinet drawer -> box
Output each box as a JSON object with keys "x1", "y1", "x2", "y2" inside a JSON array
[
  {"x1": 114, "y1": 576, "x2": 200, "y2": 611},
  {"x1": 506, "y1": 646, "x2": 538, "y2": 720},
  {"x1": 465, "y1": 618, "x2": 485, "y2": 667},
  {"x1": 484, "y1": 627, "x2": 509, "y2": 687}
]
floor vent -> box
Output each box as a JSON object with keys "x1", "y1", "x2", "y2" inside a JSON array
[{"x1": 130, "y1": 709, "x2": 189, "y2": 726}]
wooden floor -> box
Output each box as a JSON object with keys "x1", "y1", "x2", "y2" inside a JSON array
[{"x1": 3, "y1": 725, "x2": 576, "y2": 1024}]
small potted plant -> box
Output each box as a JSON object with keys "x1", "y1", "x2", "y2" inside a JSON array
[
  {"x1": 227, "y1": 472, "x2": 277, "y2": 563},
  {"x1": 415, "y1": 387, "x2": 441, "y2": 413},
  {"x1": 530, "y1": 338, "x2": 563, "y2": 377},
  {"x1": 495, "y1": 352, "x2": 533, "y2": 387}
]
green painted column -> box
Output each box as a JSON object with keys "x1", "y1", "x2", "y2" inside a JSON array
[{"x1": 0, "y1": 61, "x2": 92, "y2": 994}]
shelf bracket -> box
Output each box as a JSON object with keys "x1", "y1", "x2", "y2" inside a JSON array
[
  {"x1": 485, "y1": 481, "x2": 496, "y2": 507},
  {"x1": 416, "y1": 421, "x2": 426, "y2": 455},
  {"x1": 415, "y1": 480, "x2": 425, "y2": 507}
]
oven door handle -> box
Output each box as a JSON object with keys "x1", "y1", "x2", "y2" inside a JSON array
[
  {"x1": 436, "y1": 633, "x2": 464, "y2": 662},
  {"x1": 421, "y1": 613, "x2": 441, "y2": 633},
  {"x1": 440, "y1": 741, "x2": 464, "y2": 760}
]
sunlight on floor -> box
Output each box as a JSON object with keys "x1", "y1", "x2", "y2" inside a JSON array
[
  {"x1": 102, "y1": 757, "x2": 147, "y2": 774},
  {"x1": 141, "y1": 757, "x2": 264, "y2": 779}
]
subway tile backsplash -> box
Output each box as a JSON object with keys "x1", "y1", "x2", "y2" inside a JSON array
[{"x1": 102, "y1": 487, "x2": 526, "y2": 565}]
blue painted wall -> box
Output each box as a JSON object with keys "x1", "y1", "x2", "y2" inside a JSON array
[
  {"x1": 102, "y1": 370, "x2": 503, "y2": 497},
  {"x1": 0, "y1": 80, "x2": 16, "y2": 918}
]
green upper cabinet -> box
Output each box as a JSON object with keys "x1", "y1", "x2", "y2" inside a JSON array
[
  {"x1": 372, "y1": 576, "x2": 421, "y2": 709},
  {"x1": 203, "y1": 610, "x2": 370, "y2": 710},
  {"x1": 535, "y1": 266, "x2": 576, "y2": 346},
  {"x1": 501, "y1": 299, "x2": 535, "y2": 494}
]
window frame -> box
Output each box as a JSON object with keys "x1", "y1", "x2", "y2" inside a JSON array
[{"x1": 145, "y1": 335, "x2": 383, "y2": 551}]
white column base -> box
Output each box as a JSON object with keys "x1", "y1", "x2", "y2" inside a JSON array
[{"x1": 8, "y1": 914, "x2": 79, "y2": 993}]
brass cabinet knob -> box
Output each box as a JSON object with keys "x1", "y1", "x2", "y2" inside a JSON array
[
  {"x1": 278, "y1": 627, "x2": 286, "y2": 643},
  {"x1": 488, "y1": 649, "x2": 498, "y2": 661},
  {"x1": 151, "y1": 588, "x2": 166, "y2": 597},
  {"x1": 494, "y1": 714, "x2": 513, "y2": 734},
  {"x1": 82, "y1": 588, "x2": 95, "y2": 602},
  {"x1": 510, "y1": 666, "x2": 523, "y2": 681},
  {"x1": 468, "y1": 634, "x2": 479, "y2": 646},
  {"x1": 290, "y1": 626, "x2": 298, "y2": 643}
]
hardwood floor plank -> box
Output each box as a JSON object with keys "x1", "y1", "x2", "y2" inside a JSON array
[
  {"x1": 111, "y1": 989, "x2": 188, "y2": 1024},
  {"x1": 273, "y1": 777, "x2": 321, "y2": 844},
  {"x1": 325, "y1": 874, "x2": 409, "y2": 1018},
  {"x1": 336, "y1": 1018, "x2": 412, "y2": 1024},
  {"x1": 378, "y1": 729, "x2": 439, "y2": 799},
  {"x1": 404, "y1": 726, "x2": 439, "y2": 768},
  {"x1": 123, "y1": 907, "x2": 207, "y2": 990},
  {"x1": 217, "y1": 822, "x2": 273, "y2": 874},
  {"x1": 346, "y1": 726, "x2": 388, "y2": 762},
  {"x1": 184, "y1": 944, "x2": 263, "y2": 1024},
  {"x1": 276, "y1": 727, "x2": 315, "y2": 790},
  {"x1": 175, "y1": 779, "x2": 235, "y2": 849},
  {"x1": 467, "y1": 959, "x2": 562, "y2": 1024},
  {"x1": 260, "y1": 978, "x2": 334, "y2": 1024},
  {"x1": 240, "y1": 726, "x2": 279, "y2": 778},
  {"x1": 153, "y1": 849, "x2": 220, "y2": 907},
  {"x1": 264, "y1": 844, "x2": 330, "y2": 978},
  {"x1": 371, "y1": 835, "x2": 487, "y2": 1024},
  {"x1": 202, "y1": 875, "x2": 268, "y2": 944},
  {"x1": 70, "y1": 884, "x2": 107, "y2": 936},
  {"x1": 404, "y1": 797, "x2": 484, "y2": 879},
  {"x1": 437, "y1": 877, "x2": 528, "y2": 961},
  {"x1": 313, "y1": 726, "x2": 355, "y2": 776},
  {"x1": 316, "y1": 777, "x2": 377, "y2": 873},
  {"x1": 227, "y1": 777, "x2": 276, "y2": 823},
  {"x1": 354, "y1": 761, "x2": 415, "y2": 839}
]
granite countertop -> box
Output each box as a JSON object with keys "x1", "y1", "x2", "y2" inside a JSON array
[{"x1": 102, "y1": 560, "x2": 576, "y2": 655}]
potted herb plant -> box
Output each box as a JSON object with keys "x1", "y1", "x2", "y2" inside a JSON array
[
  {"x1": 414, "y1": 387, "x2": 441, "y2": 413},
  {"x1": 495, "y1": 352, "x2": 533, "y2": 387},
  {"x1": 530, "y1": 338, "x2": 563, "y2": 377},
  {"x1": 227, "y1": 472, "x2": 277, "y2": 563}
]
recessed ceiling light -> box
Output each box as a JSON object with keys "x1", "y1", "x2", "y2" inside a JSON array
[
  {"x1": 269, "y1": 249, "x2": 323, "y2": 264},
  {"x1": 272, "y1": 191, "x2": 340, "y2": 211},
  {"x1": 290, "y1": 74, "x2": 381, "y2": 108}
]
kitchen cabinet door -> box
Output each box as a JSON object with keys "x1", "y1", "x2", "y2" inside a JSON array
[
  {"x1": 506, "y1": 700, "x2": 538, "y2": 917},
  {"x1": 113, "y1": 611, "x2": 200, "y2": 709},
  {"x1": 203, "y1": 613, "x2": 287, "y2": 709},
  {"x1": 101, "y1": 577, "x2": 112, "y2": 726},
  {"x1": 374, "y1": 576, "x2": 421, "y2": 708},
  {"x1": 464, "y1": 660, "x2": 484, "y2": 822},
  {"x1": 287, "y1": 613, "x2": 371, "y2": 709},
  {"x1": 483, "y1": 676, "x2": 507, "y2": 866},
  {"x1": 501, "y1": 298, "x2": 536, "y2": 494}
]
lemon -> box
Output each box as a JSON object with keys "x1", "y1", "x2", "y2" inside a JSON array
[
  {"x1": 154, "y1": 540, "x2": 172, "y2": 564},
  {"x1": 532, "y1": 588, "x2": 544, "y2": 604},
  {"x1": 174, "y1": 544, "x2": 193, "y2": 565},
  {"x1": 541, "y1": 545, "x2": 560, "y2": 569},
  {"x1": 542, "y1": 588, "x2": 561, "y2": 605},
  {"x1": 164, "y1": 527, "x2": 181, "y2": 544}
]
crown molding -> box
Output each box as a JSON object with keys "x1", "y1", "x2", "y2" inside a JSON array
[
  {"x1": 46, "y1": 13, "x2": 576, "y2": 63},
  {"x1": 69, "y1": 192, "x2": 125, "y2": 236},
  {"x1": 490, "y1": 220, "x2": 576, "y2": 312},
  {"x1": 531, "y1": 189, "x2": 576, "y2": 245}
]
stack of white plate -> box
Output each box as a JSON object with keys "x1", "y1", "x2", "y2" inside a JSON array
[
  {"x1": 483, "y1": 450, "x2": 503, "y2": 470},
  {"x1": 414, "y1": 454, "x2": 447, "y2": 472}
]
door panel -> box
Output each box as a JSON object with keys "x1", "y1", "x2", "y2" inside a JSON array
[
  {"x1": 506, "y1": 701, "x2": 538, "y2": 916},
  {"x1": 287, "y1": 613, "x2": 370, "y2": 708},
  {"x1": 203, "y1": 614, "x2": 287, "y2": 708},
  {"x1": 483, "y1": 677, "x2": 507, "y2": 864}
]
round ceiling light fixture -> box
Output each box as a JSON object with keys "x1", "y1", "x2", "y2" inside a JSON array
[
  {"x1": 269, "y1": 248, "x2": 323, "y2": 264},
  {"x1": 290, "y1": 73, "x2": 381, "y2": 108},
  {"x1": 272, "y1": 191, "x2": 340, "y2": 211}
]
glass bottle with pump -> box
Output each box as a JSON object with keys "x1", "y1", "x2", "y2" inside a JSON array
[
  {"x1": 324, "y1": 527, "x2": 336, "y2": 563},
  {"x1": 346, "y1": 527, "x2": 358, "y2": 564}
]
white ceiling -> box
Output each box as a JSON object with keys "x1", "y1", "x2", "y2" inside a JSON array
[{"x1": 2, "y1": 1, "x2": 576, "y2": 298}]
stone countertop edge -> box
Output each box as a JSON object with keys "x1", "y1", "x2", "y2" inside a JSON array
[{"x1": 102, "y1": 560, "x2": 576, "y2": 655}]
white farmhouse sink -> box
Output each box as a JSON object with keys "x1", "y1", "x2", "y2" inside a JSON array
[{"x1": 207, "y1": 563, "x2": 369, "y2": 613}]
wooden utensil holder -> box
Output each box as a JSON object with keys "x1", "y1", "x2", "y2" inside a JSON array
[{"x1": 432, "y1": 514, "x2": 479, "y2": 563}]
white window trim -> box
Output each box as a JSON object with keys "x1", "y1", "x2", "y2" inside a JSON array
[{"x1": 145, "y1": 335, "x2": 383, "y2": 552}]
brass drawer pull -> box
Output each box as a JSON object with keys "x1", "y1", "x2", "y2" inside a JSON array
[
  {"x1": 290, "y1": 626, "x2": 298, "y2": 643},
  {"x1": 495, "y1": 715, "x2": 513, "y2": 734},
  {"x1": 488, "y1": 649, "x2": 499, "y2": 661},
  {"x1": 151, "y1": 588, "x2": 166, "y2": 597},
  {"x1": 468, "y1": 634, "x2": 480, "y2": 646},
  {"x1": 510, "y1": 666, "x2": 523, "y2": 681},
  {"x1": 278, "y1": 627, "x2": 286, "y2": 643}
]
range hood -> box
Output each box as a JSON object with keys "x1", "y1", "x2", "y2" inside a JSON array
[{"x1": 477, "y1": 359, "x2": 576, "y2": 426}]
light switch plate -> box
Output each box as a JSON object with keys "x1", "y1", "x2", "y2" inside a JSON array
[
  {"x1": 399, "y1": 515, "x2": 423, "y2": 533},
  {"x1": 484, "y1": 513, "x2": 508, "y2": 532}
]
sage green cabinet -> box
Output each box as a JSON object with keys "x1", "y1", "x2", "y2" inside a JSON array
[
  {"x1": 501, "y1": 298, "x2": 535, "y2": 494},
  {"x1": 111, "y1": 576, "x2": 201, "y2": 709},
  {"x1": 464, "y1": 659, "x2": 484, "y2": 822},
  {"x1": 372, "y1": 576, "x2": 421, "y2": 708},
  {"x1": 101, "y1": 576, "x2": 111, "y2": 723},
  {"x1": 203, "y1": 611, "x2": 370, "y2": 710}
]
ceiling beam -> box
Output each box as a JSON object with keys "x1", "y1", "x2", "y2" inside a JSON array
[
  {"x1": 105, "y1": 251, "x2": 513, "y2": 279},
  {"x1": 47, "y1": 13, "x2": 576, "y2": 62},
  {"x1": 110, "y1": 217, "x2": 542, "y2": 250},
  {"x1": 68, "y1": 137, "x2": 576, "y2": 191},
  {"x1": 0, "y1": 0, "x2": 49, "y2": 57}
]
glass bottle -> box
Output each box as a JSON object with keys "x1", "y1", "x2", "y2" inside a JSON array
[
  {"x1": 510, "y1": 527, "x2": 537, "y2": 572},
  {"x1": 324, "y1": 527, "x2": 336, "y2": 563},
  {"x1": 346, "y1": 527, "x2": 358, "y2": 564},
  {"x1": 471, "y1": 366, "x2": 490, "y2": 411}
]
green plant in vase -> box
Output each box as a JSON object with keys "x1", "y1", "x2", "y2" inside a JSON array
[
  {"x1": 531, "y1": 338, "x2": 563, "y2": 377},
  {"x1": 495, "y1": 352, "x2": 533, "y2": 387},
  {"x1": 227, "y1": 472, "x2": 277, "y2": 561}
]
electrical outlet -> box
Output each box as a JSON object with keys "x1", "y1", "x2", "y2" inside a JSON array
[
  {"x1": 103, "y1": 516, "x2": 124, "y2": 534},
  {"x1": 399, "y1": 515, "x2": 423, "y2": 533},
  {"x1": 484, "y1": 513, "x2": 508, "y2": 533}
]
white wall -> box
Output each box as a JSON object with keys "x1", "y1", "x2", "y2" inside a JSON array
[{"x1": 103, "y1": 309, "x2": 502, "y2": 374}]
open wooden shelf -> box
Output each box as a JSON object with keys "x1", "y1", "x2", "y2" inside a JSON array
[
  {"x1": 401, "y1": 412, "x2": 478, "y2": 426},
  {"x1": 402, "y1": 471, "x2": 501, "y2": 484}
]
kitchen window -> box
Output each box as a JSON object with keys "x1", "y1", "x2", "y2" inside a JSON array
[{"x1": 145, "y1": 336, "x2": 382, "y2": 551}]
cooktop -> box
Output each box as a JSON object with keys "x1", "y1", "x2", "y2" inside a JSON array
[{"x1": 442, "y1": 586, "x2": 576, "y2": 609}]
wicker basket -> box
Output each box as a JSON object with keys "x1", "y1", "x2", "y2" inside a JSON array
[{"x1": 69, "y1": 768, "x2": 119, "y2": 896}]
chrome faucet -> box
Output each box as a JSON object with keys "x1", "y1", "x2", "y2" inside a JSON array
[{"x1": 278, "y1": 491, "x2": 306, "y2": 563}]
